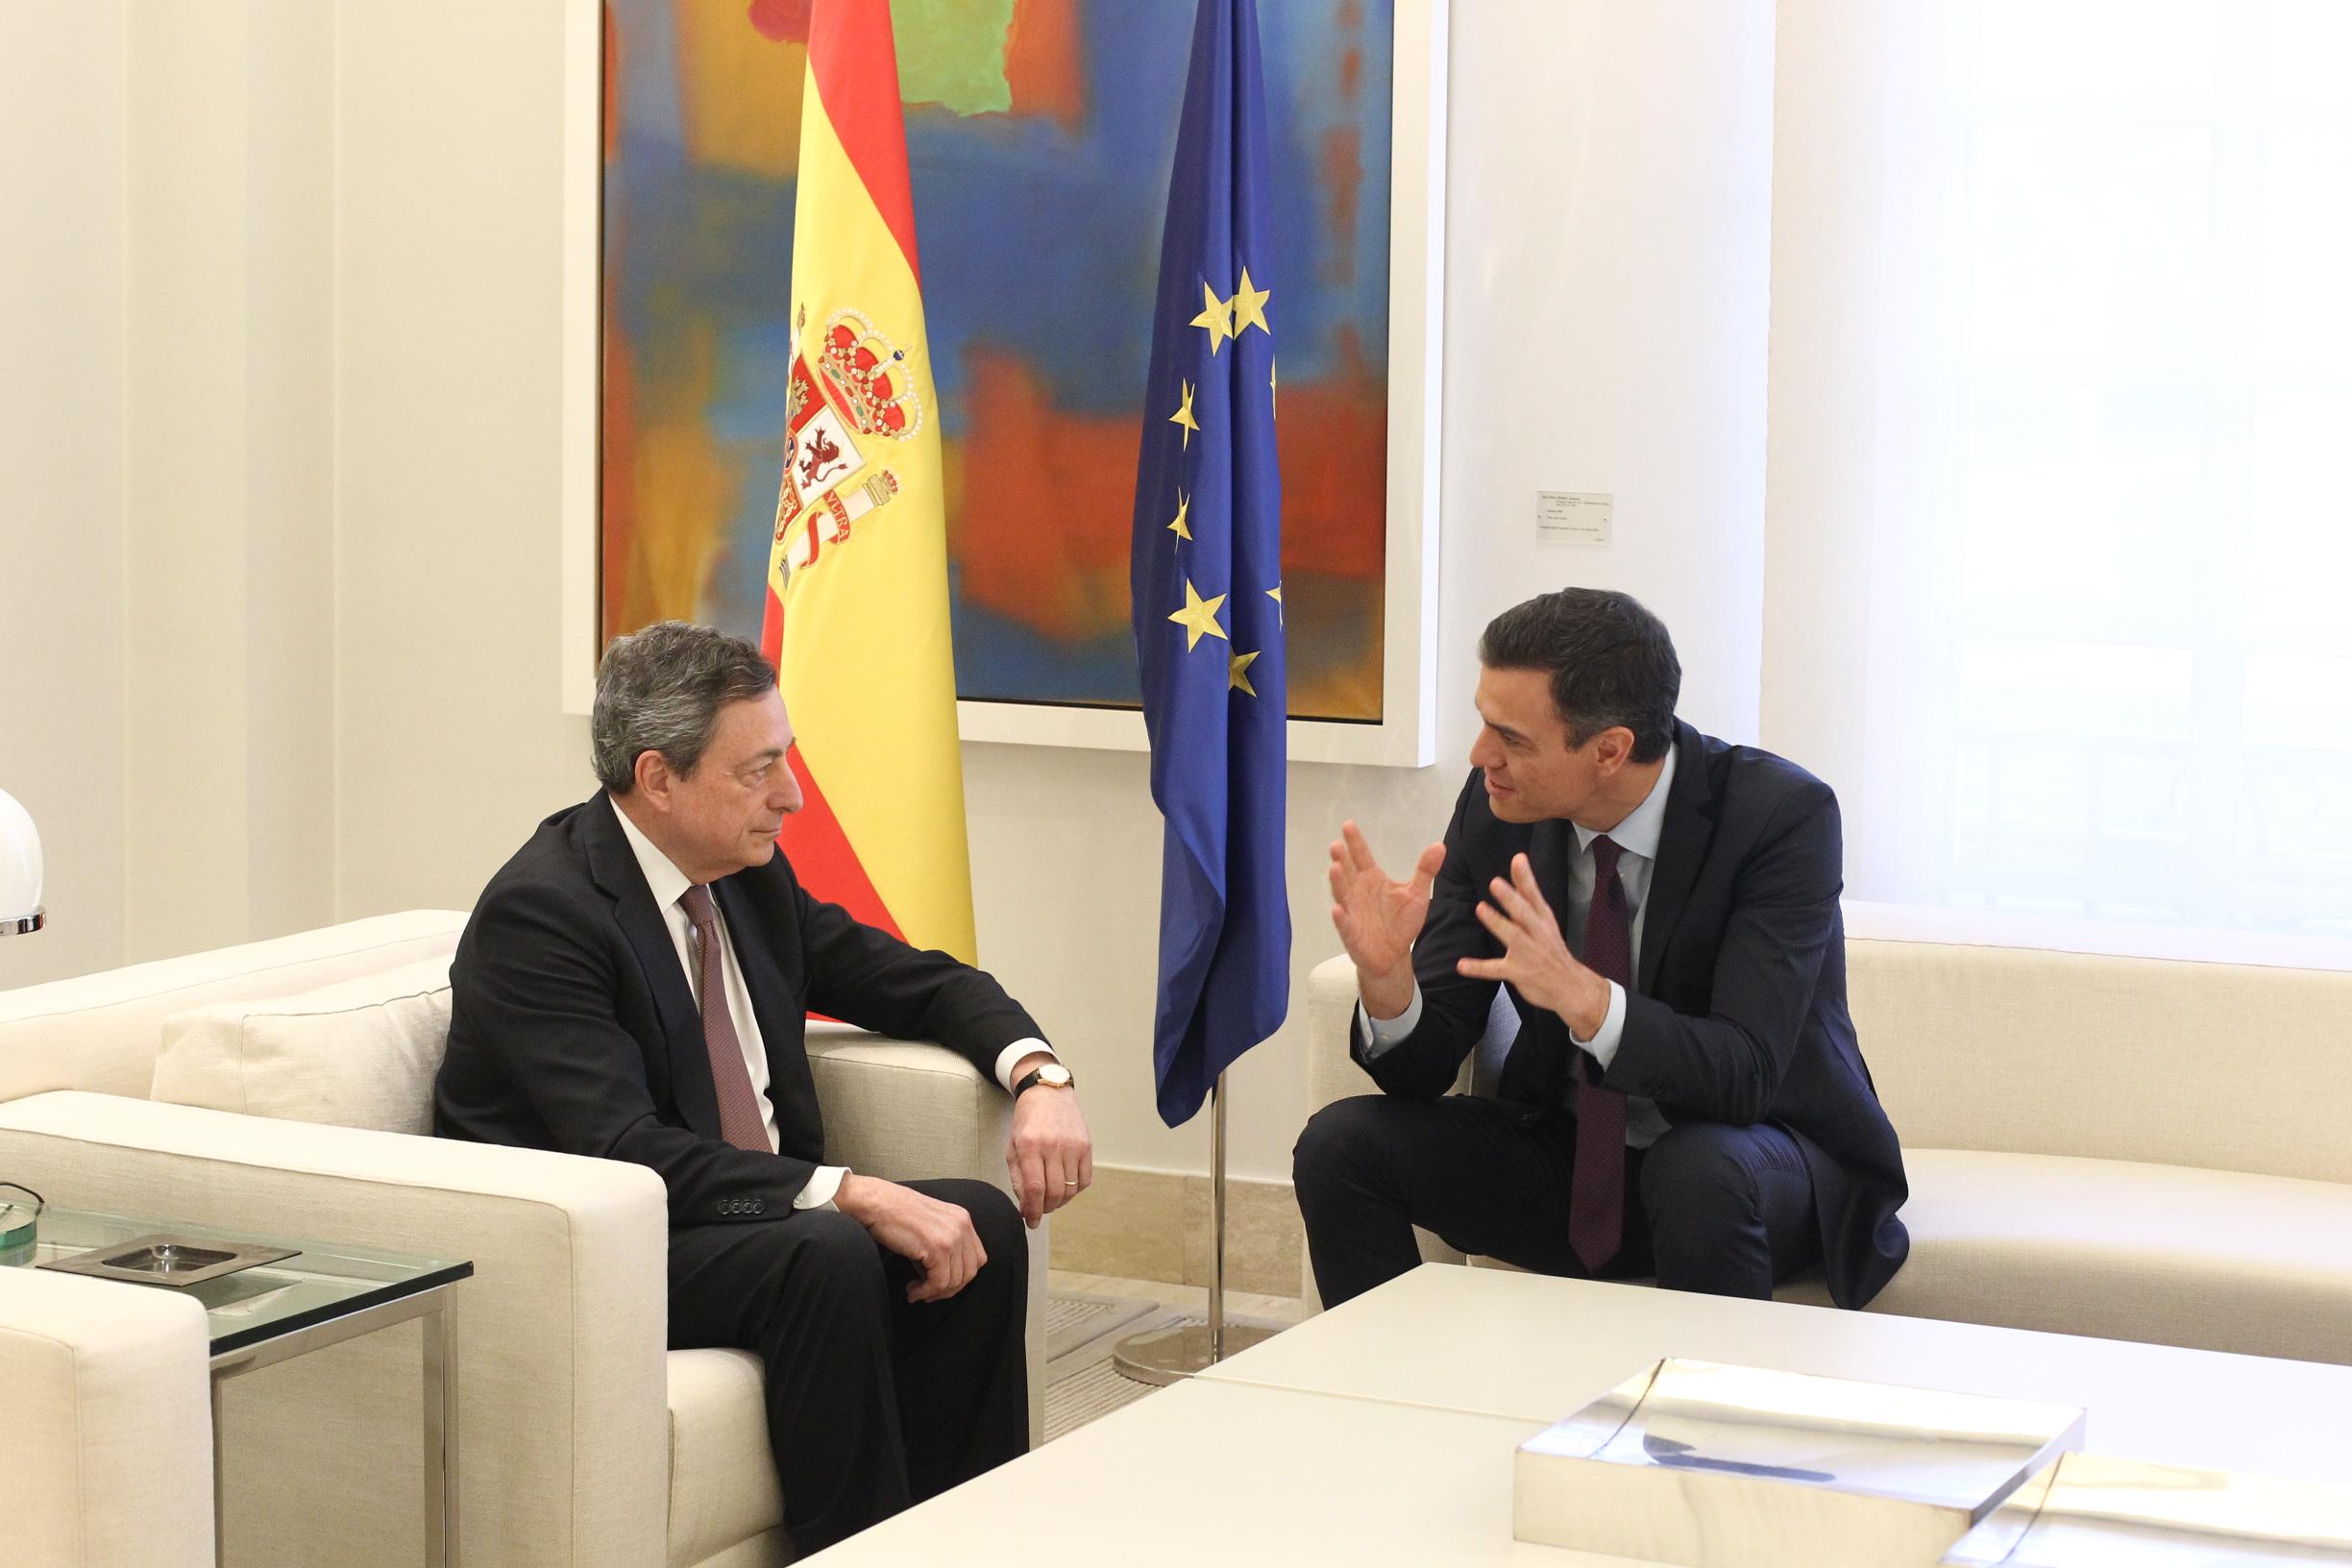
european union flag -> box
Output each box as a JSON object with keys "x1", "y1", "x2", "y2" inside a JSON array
[{"x1": 1131, "y1": 0, "x2": 1289, "y2": 1129}]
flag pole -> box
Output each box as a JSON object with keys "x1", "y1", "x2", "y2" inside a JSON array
[{"x1": 1111, "y1": 1071, "x2": 1277, "y2": 1385}]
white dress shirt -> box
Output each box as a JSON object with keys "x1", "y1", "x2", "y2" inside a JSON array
[
  {"x1": 613, "y1": 804, "x2": 1055, "y2": 1211},
  {"x1": 1359, "y1": 747, "x2": 1678, "y2": 1148}
]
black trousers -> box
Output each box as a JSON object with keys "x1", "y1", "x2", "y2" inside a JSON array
[
  {"x1": 667, "y1": 1177, "x2": 1030, "y2": 1555},
  {"x1": 1294, "y1": 1094, "x2": 1822, "y2": 1309}
]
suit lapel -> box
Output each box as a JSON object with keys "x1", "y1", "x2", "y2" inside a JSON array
[
  {"x1": 582, "y1": 795, "x2": 721, "y2": 1135},
  {"x1": 1636, "y1": 722, "x2": 1715, "y2": 996}
]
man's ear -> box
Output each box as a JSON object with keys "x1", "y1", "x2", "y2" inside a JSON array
[
  {"x1": 631, "y1": 748, "x2": 674, "y2": 809},
  {"x1": 1593, "y1": 726, "x2": 1637, "y2": 775}
]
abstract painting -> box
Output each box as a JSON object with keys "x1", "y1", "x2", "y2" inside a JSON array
[{"x1": 598, "y1": 0, "x2": 1403, "y2": 722}]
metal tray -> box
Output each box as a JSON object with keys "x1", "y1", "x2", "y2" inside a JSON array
[{"x1": 38, "y1": 1233, "x2": 299, "y2": 1288}]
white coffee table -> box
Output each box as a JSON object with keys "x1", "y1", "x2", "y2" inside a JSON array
[{"x1": 804, "y1": 1265, "x2": 2352, "y2": 1563}]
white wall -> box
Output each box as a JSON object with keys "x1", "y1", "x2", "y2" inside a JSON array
[
  {"x1": 1758, "y1": 0, "x2": 1887, "y2": 821},
  {"x1": 121, "y1": 1, "x2": 340, "y2": 963},
  {"x1": 0, "y1": 5, "x2": 127, "y2": 989},
  {"x1": 5, "y1": 1, "x2": 1776, "y2": 1187},
  {"x1": 331, "y1": 0, "x2": 593, "y2": 917}
]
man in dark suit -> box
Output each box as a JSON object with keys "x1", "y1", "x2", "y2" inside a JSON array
[
  {"x1": 434, "y1": 621, "x2": 1091, "y2": 1553},
  {"x1": 1294, "y1": 588, "x2": 1906, "y2": 1310}
]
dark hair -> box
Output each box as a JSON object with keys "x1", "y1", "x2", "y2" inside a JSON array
[
  {"x1": 591, "y1": 621, "x2": 778, "y2": 794},
  {"x1": 1477, "y1": 589, "x2": 1680, "y2": 762}
]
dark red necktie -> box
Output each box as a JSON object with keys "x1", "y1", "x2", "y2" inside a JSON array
[
  {"x1": 681, "y1": 884, "x2": 773, "y2": 1154},
  {"x1": 1570, "y1": 835, "x2": 1630, "y2": 1272}
]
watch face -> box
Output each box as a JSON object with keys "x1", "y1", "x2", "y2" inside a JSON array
[{"x1": 1041, "y1": 1065, "x2": 1073, "y2": 1088}]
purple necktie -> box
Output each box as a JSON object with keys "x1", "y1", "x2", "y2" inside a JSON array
[
  {"x1": 680, "y1": 884, "x2": 772, "y2": 1154},
  {"x1": 1570, "y1": 835, "x2": 1630, "y2": 1273}
]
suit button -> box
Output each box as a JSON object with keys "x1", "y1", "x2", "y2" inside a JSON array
[{"x1": 751, "y1": 1199, "x2": 765, "y2": 1214}]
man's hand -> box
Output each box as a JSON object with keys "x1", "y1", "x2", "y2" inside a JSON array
[
  {"x1": 1006, "y1": 1051, "x2": 1092, "y2": 1229},
  {"x1": 1329, "y1": 821, "x2": 1445, "y2": 1020},
  {"x1": 835, "y1": 1173, "x2": 987, "y2": 1304},
  {"x1": 1457, "y1": 852, "x2": 1612, "y2": 1040}
]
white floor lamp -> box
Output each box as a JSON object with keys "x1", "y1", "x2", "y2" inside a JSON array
[{"x1": 0, "y1": 788, "x2": 43, "y2": 937}]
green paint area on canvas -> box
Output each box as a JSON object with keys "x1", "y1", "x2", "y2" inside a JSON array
[{"x1": 893, "y1": 0, "x2": 1016, "y2": 115}]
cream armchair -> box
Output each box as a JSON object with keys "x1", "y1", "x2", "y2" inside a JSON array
[
  {"x1": 0, "y1": 1263, "x2": 215, "y2": 1568},
  {"x1": 0, "y1": 912, "x2": 1048, "y2": 1568}
]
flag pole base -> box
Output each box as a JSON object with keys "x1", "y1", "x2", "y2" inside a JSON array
[
  {"x1": 1110, "y1": 1320, "x2": 1282, "y2": 1387},
  {"x1": 1110, "y1": 1071, "x2": 1288, "y2": 1385}
]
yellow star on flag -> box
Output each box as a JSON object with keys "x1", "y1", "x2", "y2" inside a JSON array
[
  {"x1": 1232, "y1": 265, "x2": 1272, "y2": 336},
  {"x1": 1229, "y1": 649, "x2": 1261, "y2": 697},
  {"x1": 1167, "y1": 578, "x2": 1229, "y2": 650},
  {"x1": 1167, "y1": 488, "x2": 1191, "y2": 541},
  {"x1": 1169, "y1": 380, "x2": 1200, "y2": 449},
  {"x1": 1189, "y1": 282, "x2": 1234, "y2": 355},
  {"x1": 1266, "y1": 583, "x2": 1284, "y2": 625}
]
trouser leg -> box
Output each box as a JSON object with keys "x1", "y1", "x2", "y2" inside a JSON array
[
  {"x1": 885, "y1": 1177, "x2": 1031, "y2": 1502},
  {"x1": 1640, "y1": 1121, "x2": 1821, "y2": 1299},
  {"x1": 670, "y1": 1209, "x2": 907, "y2": 1554},
  {"x1": 1293, "y1": 1093, "x2": 1651, "y2": 1308}
]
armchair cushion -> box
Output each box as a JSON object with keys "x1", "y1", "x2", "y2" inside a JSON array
[
  {"x1": 150, "y1": 954, "x2": 453, "y2": 1134},
  {"x1": 666, "y1": 1349, "x2": 785, "y2": 1567}
]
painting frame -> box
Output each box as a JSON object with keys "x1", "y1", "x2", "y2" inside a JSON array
[{"x1": 559, "y1": 0, "x2": 1445, "y2": 768}]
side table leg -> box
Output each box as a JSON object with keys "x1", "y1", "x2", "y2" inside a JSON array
[
  {"x1": 423, "y1": 1299, "x2": 460, "y2": 1567},
  {"x1": 211, "y1": 1369, "x2": 228, "y2": 1565}
]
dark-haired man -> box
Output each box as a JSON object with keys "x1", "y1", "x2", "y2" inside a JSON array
[
  {"x1": 1295, "y1": 588, "x2": 1907, "y2": 1309},
  {"x1": 434, "y1": 621, "x2": 1091, "y2": 1552}
]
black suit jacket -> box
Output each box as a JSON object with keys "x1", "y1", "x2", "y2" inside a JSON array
[
  {"x1": 1353, "y1": 721, "x2": 1909, "y2": 1307},
  {"x1": 434, "y1": 794, "x2": 1041, "y2": 1228}
]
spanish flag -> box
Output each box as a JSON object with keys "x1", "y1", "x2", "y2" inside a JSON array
[{"x1": 760, "y1": 0, "x2": 974, "y2": 964}]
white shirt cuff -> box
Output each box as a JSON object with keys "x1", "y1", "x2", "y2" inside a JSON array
[
  {"x1": 1571, "y1": 980, "x2": 1628, "y2": 1071},
  {"x1": 1356, "y1": 984, "x2": 1425, "y2": 1061},
  {"x1": 994, "y1": 1038, "x2": 1055, "y2": 1094},
  {"x1": 795, "y1": 1164, "x2": 849, "y2": 1211}
]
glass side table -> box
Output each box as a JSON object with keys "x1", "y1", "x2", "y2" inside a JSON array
[{"x1": 22, "y1": 1206, "x2": 473, "y2": 1567}]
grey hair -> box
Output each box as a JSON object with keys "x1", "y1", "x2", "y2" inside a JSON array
[{"x1": 591, "y1": 621, "x2": 777, "y2": 795}]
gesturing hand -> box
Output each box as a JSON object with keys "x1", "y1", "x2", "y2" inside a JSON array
[
  {"x1": 1329, "y1": 821, "x2": 1445, "y2": 1024},
  {"x1": 1456, "y1": 852, "x2": 1611, "y2": 1039},
  {"x1": 836, "y1": 1174, "x2": 987, "y2": 1304},
  {"x1": 1328, "y1": 821, "x2": 1443, "y2": 977}
]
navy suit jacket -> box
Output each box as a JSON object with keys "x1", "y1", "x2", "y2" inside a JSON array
[
  {"x1": 1352, "y1": 721, "x2": 1910, "y2": 1308},
  {"x1": 434, "y1": 794, "x2": 1040, "y2": 1228}
]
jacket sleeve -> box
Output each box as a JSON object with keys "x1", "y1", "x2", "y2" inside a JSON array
[
  {"x1": 1350, "y1": 772, "x2": 1508, "y2": 1101},
  {"x1": 450, "y1": 883, "x2": 821, "y2": 1221},
  {"x1": 1605, "y1": 780, "x2": 1843, "y2": 1125},
  {"x1": 790, "y1": 878, "x2": 1044, "y2": 1084}
]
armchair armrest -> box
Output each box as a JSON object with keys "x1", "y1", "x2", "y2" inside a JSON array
[
  {"x1": 0, "y1": 1091, "x2": 668, "y2": 1568},
  {"x1": 0, "y1": 1265, "x2": 214, "y2": 1568},
  {"x1": 1305, "y1": 953, "x2": 1368, "y2": 1126},
  {"x1": 803, "y1": 1025, "x2": 1049, "y2": 1444}
]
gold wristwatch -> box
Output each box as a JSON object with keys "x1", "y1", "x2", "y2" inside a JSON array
[{"x1": 1014, "y1": 1062, "x2": 1075, "y2": 1098}]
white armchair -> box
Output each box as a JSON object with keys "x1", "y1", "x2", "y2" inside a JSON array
[{"x1": 0, "y1": 912, "x2": 1048, "y2": 1568}]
